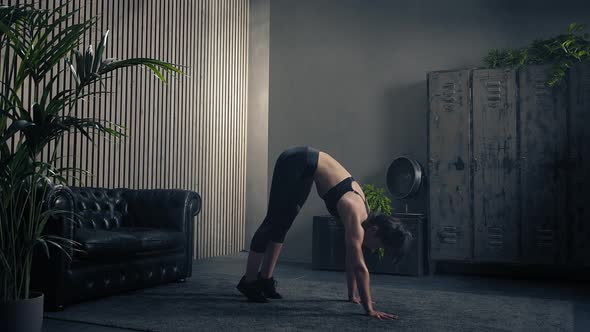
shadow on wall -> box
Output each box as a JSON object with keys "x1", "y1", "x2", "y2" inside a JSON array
[{"x1": 372, "y1": 80, "x2": 428, "y2": 215}]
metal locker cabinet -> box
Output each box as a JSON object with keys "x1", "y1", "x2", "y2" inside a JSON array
[
  {"x1": 569, "y1": 62, "x2": 590, "y2": 267},
  {"x1": 427, "y1": 70, "x2": 473, "y2": 261},
  {"x1": 472, "y1": 69, "x2": 520, "y2": 263},
  {"x1": 519, "y1": 65, "x2": 568, "y2": 265}
]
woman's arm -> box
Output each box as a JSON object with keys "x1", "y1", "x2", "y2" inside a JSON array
[
  {"x1": 345, "y1": 252, "x2": 358, "y2": 302},
  {"x1": 344, "y1": 225, "x2": 374, "y2": 313},
  {"x1": 339, "y1": 200, "x2": 398, "y2": 320}
]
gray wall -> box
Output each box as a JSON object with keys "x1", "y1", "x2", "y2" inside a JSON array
[
  {"x1": 268, "y1": 0, "x2": 590, "y2": 263},
  {"x1": 246, "y1": 0, "x2": 270, "y2": 249}
]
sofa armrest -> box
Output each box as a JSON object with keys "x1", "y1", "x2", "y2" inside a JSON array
[
  {"x1": 122, "y1": 189, "x2": 202, "y2": 233},
  {"x1": 32, "y1": 184, "x2": 76, "y2": 310},
  {"x1": 44, "y1": 184, "x2": 76, "y2": 258}
]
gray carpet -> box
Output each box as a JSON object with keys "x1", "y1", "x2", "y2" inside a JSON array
[{"x1": 46, "y1": 272, "x2": 574, "y2": 332}]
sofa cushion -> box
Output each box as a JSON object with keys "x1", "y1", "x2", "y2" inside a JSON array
[
  {"x1": 117, "y1": 227, "x2": 185, "y2": 252},
  {"x1": 75, "y1": 227, "x2": 185, "y2": 260},
  {"x1": 76, "y1": 229, "x2": 142, "y2": 259}
]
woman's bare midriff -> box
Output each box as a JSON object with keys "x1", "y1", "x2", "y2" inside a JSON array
[{"x1": 313, "y1": 151, "x2": 367, "y2": 204}]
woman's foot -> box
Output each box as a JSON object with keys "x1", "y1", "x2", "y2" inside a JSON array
[
  {"x1": 236, "y1": 276, "x2": 268, "y2": 303},
  {"x1": 258, "y1": 272, "x2": 282, "y2": 299}
]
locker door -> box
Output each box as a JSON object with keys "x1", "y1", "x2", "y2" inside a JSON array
[
  {"x1": 520, "y1": 65, "x2": 568, "y2": 265},
  {"x1": 569, "y1": 62, "x2": 590, "y2": 267},
  {"x1": 472, "y1": 69, "x2": 519, "y2": 263},
  {"x1": 427, "y1": 70, "x2": 472, "y2": 261}
]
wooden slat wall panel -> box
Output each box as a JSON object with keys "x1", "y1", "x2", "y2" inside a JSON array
[
  {"x1": 427, "y1": 70, "x2": 473, "y2": 261},
  {"x1": 472, "y1": 69, "x2": 519, "y2": 263},
  {"x1": 11, "y1": 0, "x2": 249, "y2": 260}
]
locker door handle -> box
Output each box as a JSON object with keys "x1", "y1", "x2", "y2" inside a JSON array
[
  {"x1": 472, "y1": 158, "x2": 479, "y2": 172},
  {"x1": 519, "y1": 156, "x2": 527, "y2": 173}
]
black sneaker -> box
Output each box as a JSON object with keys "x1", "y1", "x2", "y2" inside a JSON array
[
  {"x1": 258, "y1": 272, "x2": 282, "y2": 299},
  {"x1": 236, "y1": 276, "x2": 268, "y2": 303}
]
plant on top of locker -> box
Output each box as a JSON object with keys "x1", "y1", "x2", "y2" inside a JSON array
[{"x1": 484, "y1": 23, "x2": 590, "y2": 86}]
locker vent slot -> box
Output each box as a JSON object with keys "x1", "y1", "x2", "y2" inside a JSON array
[
  {"x1": 535, "y1": 228, "x2": 555, "y2": 248},
  {"x1": 534, "y1": 81, "x2": 550, "y2": 97},
  {"x1": 438, "y1": 226, "x2": 459, "y2": 244},
  {"x1": 485, "y1": 80, "x2": 503, "y2": 107},
  {"x1": 487, "y1": 226, "x2": 504, "y2": 247},
  {"x1": 442, "y1": 82, "x2": 458, "y2": 112}
]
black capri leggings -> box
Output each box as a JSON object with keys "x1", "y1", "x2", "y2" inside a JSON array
[{"x1": 249, "y1": 146, "x2": 319, "y2": 252}]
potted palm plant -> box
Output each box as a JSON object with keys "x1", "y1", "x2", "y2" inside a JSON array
[{"x1": 0, "y1": 4, "x2": 182, "y2": 331}]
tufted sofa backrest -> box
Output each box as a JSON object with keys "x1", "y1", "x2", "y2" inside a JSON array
[{"x1": 71, "y1": 188, "x2": 129, "y2": 230}]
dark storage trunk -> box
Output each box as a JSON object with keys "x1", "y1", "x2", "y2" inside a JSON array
[
  {"x1": 312, "y1": 215, "x2": 346, "y2": 271},
  {"x1": 312, "y1": 214, "x2": 427, "y2": 276},
  {"x1": 427, "y1": 64, "x2": 590, "y2": 267},
  {"x1": 363, "y1": 213, "x2": 428, "y2": 276}
]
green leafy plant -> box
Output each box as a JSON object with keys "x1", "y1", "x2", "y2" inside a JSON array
[
  {"x1": 374, "y1": 247, "x2": 385, "y2": 261},
  {"x1": 0, "y1": 3, "x2": 182, "y2": 303},
  {"x1": 361, "y1": 184, "x2": 393, "y2": 260},
  {"x1": 484, "y1": 22, "x2": 590, "y2": 86},
  {"x1": 362, "y1": 184, "x2": 392, "y2": 216}
]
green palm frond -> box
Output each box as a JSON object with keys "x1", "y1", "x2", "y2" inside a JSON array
[
  {"x1": 0, "y1": 4, "x2": 94, "y2": 89},
  {"x1": 66, "y1": 30, "x2": 183, "y2": 92},
  {"x1": 484, "y1": 22, "x2": 590, "y2": 86}
]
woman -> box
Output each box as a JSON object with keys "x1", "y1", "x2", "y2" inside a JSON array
[{"x1": 237, "y1": 146, "x2": 412, "y2": 320}]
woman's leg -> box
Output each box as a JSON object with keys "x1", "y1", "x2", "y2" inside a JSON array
[
  {"x1": 259, "y1": 152, "x2": 318, "y2": 279},
  {"x1": 244, "y1": 146, "x2": 318, "y2": 280},
  {"x1": 245, "y1": 250, "x2": 266, "y2": 282},
  {"x1": 244, "y1": 147, "x2": 304, "y2": 283},
  {"x1": 259, "y1": 241, "x2": 283, "y2": 279}
]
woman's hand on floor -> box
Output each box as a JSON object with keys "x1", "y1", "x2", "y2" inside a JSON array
[{"x1": 367, "y1": 310, "x2": 399, "y2": 320}]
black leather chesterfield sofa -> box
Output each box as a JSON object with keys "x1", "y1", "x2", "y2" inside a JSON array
[{"x1": 32, "y1": 185, "x2": 201, "y2": 311}]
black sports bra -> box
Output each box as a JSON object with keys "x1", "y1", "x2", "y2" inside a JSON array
[{"x1": 321, "y1": 177, "x2": 370, "y2": 218}]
